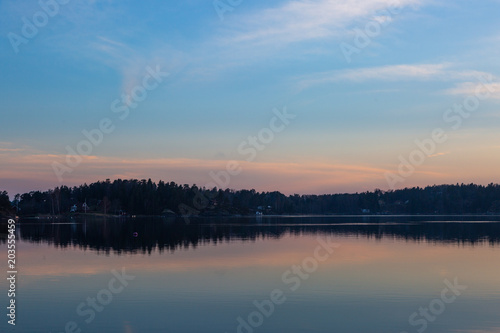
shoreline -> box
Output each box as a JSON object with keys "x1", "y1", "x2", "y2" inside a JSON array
[{"x1": 5, "y1": 212, "x2": 500, "y2": 221}]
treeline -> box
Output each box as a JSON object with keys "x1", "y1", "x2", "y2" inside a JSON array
[
  {"x1": 0, "y1": 191, "x2": 12, "y2": 216},
  {"x1": 3, "y1": 180, "x2": 500, "y2": 216}
]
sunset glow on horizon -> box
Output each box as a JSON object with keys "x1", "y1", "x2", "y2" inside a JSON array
[{"x1": 2, "y1": 0, "x2": 500, "y2": 196}]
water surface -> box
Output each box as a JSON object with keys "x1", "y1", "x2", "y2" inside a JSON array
[{"x1": 1, "y1": 216, "x2": 500, "y2": 333}]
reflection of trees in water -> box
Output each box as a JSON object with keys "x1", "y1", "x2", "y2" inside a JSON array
[{"x1": 15, "y1": 216, "x2": 500, "y2": 255}]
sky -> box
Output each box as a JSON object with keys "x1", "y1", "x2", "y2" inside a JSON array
[{"x1": 1, "y1": 0, "x2": 500, "y2": 196}]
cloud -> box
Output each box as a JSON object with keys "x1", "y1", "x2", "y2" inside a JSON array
[
  {"x1": 2, "y1": 143, "x2": 495, "y2": 197},
  {"x1": 0, "y1": 142, "x2": 28, "y2": 153},
  {"x1": 445, "y1": 82, "x2": 500, "y2": 99},
  {"x1": 189, "y1": 0, "x2": 426, "y2": 79},
  {"x1": 221, "y1": 0, "x2": 422, "y2": 46},
  {"x1": 7, "y1": 1, "x2": 188, "y2": 95},
  {"x1": 85, "y1": 35, "x2": 187, "y2": 94},
  {"x1": 0, "y1": 148, "x2": 24, "y2": 152},
  {"x1": 427, "y1": 152, "x2": 450, "y2": 158},
  {"x1": 0, "y1": 147, "x2": 396, "y2": 195},
  {"x1": 329, "y1": 63, "x2": 449, "y2": 81},
  {"x1": 296, "y1": 63, "x2": 496, "y2": 90}
]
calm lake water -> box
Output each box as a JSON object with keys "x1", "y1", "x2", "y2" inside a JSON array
[{"x1": 1, "y1": 216, "x2": 500, "y2": 333}]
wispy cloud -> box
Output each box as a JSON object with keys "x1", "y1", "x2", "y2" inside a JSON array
[
  {"x1": 8, "y1": 1, "x2": 188, "y2": 94},
  {"x1": 221, "y1": 0, "x2": 422, "y2": 46},
  {"x1": 296, "y1": 63, "x2": 495, "y2": 90},
  {"x1": 0, "y1": 142, "x2": 27, "y2": 153},
  {"x1": 427, "y1": 152, "x2": 450, "y2": 158},
  {"x1": 446, "y1": 82, "x2": 500, "y2": 99},
  {"x1": 0, "y1": 148, "x2": 395, "y2": 195},
  {"x1": 186, "y1": 0, "x2": 426, "y2": 79},
  {"x1": 0, "y1": 148, "x2": 24, "y2": 152}
]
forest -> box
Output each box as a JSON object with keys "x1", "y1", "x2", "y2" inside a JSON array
[{"x1": 2, "y1": 180, "x2": 500, "y2": 217}]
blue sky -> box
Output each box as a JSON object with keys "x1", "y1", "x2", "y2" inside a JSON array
[{"x1": 1, "y1": 0, "x2": 500, "y2": 195}]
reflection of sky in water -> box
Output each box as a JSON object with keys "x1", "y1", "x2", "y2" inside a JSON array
[{"x1": 1, "y1": 218, "x2": 500, "y2": 333}]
